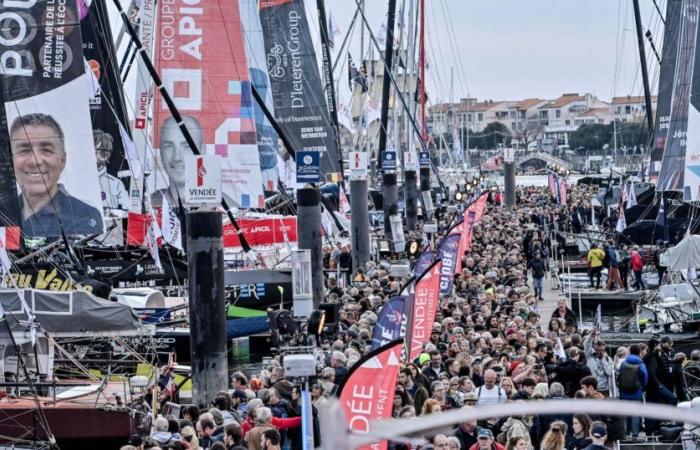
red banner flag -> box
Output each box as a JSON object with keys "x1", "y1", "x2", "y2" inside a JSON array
[
  {"x1": 339, "y1": 339, "x2": 403, "y2": 450},
  {"x1": 407, "y1": 260, "x2": 442, "y2": 361},
  {"x1": 223, "y1": 217, "x2": 297, "y2": 248},
  {"x1": 455, "y1": 193, "x2": 488, "y2": 273}
]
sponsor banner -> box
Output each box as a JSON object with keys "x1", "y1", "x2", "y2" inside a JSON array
[
  {"x1": 548, "y1": 174, "x2": 557, "y2": 197},
  {"x1": 153, "y1": 0, "x2": 265, "y2": 210},
  {"x1": 184, "y1": 155, "x2": 222, "y2": 206},
  {"x1": 297, "y1": 151, "x2": 321, "y2": 183},
  {"x1": 1, "y1": 0, "x2": 104, "y2": 238},
  {"x1": 651, "y1": 0, "x2": 682, "y2": 178},
  {"x1": 684, "y1": 1, "x2": 700, "y2": 200},
  {"x1": 338, "y1": 339, "x2": 403, "y2": 450},
  {"x1": 259, "y1": 0, "x2": 341, "y2": 176},
  {"x1": 419, "y1": 151, "x2": 430, "y2": 167},
  {"x1": 559, "y1": 179, "x2": 568, "y2": 205},
  {"x1": 81, "y1": 1, "x2": 132, "y2": 216},
  {"x1": 455, "y1": 212, "x2": 475, "y2": 274},
  {"x1": 658, "y1": 0, "x2": 700, "y2": 192},
  {"x1": 413, "y1": 250, "x2": 435, "y2": 276},
  {"x1": 223, "y1": 217, "x2": 298, "y2": 248},
  {"x1": 131, "y1": 0, "x2": 156, "y2": 211},
  {"x1": 371, "y1": 296, "x2": 411, "y2": 350},
  {"x1": 381, "y1": 149, "x2": 397, "y2": 171},
  {"x1": 348, "y1": 151, "x2": 369, "y2": 180},
  {"x1": 407, "y1": 260, "x2": 442, "y2": 361},
  {"x1": 240, "y1": 0, "x2": 280, "y2": 192},
  {"x1": 438, "y1": 232, "x2": 460, "y2": 295}
]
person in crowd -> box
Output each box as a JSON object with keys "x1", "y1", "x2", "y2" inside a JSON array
[
  {"x1": 569, "y1": 414, "x2": 592, "y2": 450},
  {"x1": 584, "y1": 422, "x2": 609, "y2": 450},
  {"x1": 587, "y1": 244, "x2": 605, "y2": 289},
  {"x1": 540, "y1": 421, "x2": 567, "y2": 450},
  {"x1": 630, "y1": 246, "x2": 646, "y2": 290}
]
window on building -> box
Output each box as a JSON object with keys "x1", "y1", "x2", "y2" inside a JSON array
[
  {"x1": 539, "y1": 110, "x2": 548, "y2": 119},
  {"x1": 478, "y1": 113, "x2": 483, "y2": 122},
  {"x1": 511, "y1": 122, "x2": 517, "y2": 130},
  {"x1": 617, "y1": 106, "x2": 622, "y2": 114},
  {"x1": 625, "y1": 105, "x2": 631, "y2": 114},
  {"x1": 565, "y1": 119, "x2": 570, "y2": 125},
  {"x1": 556, "y1": 109, "x2": 561, "y2": 118},
  {"x1": 468, "y1": 113, "x2": 472, "y2": 122}
]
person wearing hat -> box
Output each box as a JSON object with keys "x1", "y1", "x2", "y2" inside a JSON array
[
  {"x1": 468, "y1": 428, "x2": 505, "y2": 450},
  {"x1": 583, "y1": 421, "x2": 608, "y2": 450}
]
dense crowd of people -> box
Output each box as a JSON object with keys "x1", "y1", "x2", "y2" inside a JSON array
[{"x1": 123, "y1": 184, "x2": 699, "y2": 450}]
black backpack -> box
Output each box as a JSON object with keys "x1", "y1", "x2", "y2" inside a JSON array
[{"x1": 619, "y1": 361, "x2": 642, "y2": 393}]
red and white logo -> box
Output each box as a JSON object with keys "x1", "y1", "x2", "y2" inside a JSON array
[{"x1": 197, "y1": 158, "x2": 207, "y2": 186}]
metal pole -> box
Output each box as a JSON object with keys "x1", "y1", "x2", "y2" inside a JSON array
[
  {"x1": 383, "y1": 173, "x2": 399, "y2": 239},
  {"x1": 350, "y1": 179, "x2": 370, "y2": 272},
  {"x1": 378, "y1": 0, "x2": 398, "y2": 171},
  {"x1": 298, "y1": 188, "x2": 324, "y2": 308},
  {"x1": 504, "y1": 161, "x2": 516, "y2": 207},
  {"x1": 186, "y1": 211, "x2": 227, "y2": 408},
  {"x1": 405, "y1": 170, "x2": 418, "y2": 229},
  {"x1": 633, "y1": 0, "x2": 656, "y2": 132}
]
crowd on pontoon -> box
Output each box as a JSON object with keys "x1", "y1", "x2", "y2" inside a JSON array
[{"x1": 121, "y1": 185, "x2": 700, "y2": 450}]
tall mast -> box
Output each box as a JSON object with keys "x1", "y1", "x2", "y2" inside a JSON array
[
  {"x1": 419, "y1": 0, "x2": 427, "y2": 141},
  {"x1": 379, "y1": 0, "x2": 398, "y2": 238},
  {"x1": 317, "y1": 0, "x2": 344, "y2": 183},
  {"x1": 633, "y1": 0, "x2": 656, "y2": 132}
]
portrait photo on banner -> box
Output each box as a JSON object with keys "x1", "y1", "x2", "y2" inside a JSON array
[{"x1": 4, "y1": 77, "x2": 105, "y2": 239}]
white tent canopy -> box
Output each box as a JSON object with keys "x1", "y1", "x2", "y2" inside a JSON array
[{"x1": 664, "y1": 234, "x2": 700, "y2": 272}]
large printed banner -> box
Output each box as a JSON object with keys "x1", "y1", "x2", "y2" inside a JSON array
[
  {"x1": 650, "y1": 0, "x2": 682, "y2": 178},
  {"x1": 240, "y1": 0, "x2": 280, "y2": 192},
  {"x1": 455, "y1": 193, "x2": 488, "y2": 273},
  {"x1": 259, "y1": 0, "x2": 341, "y2": 177},
  {"x1": 153, "y1": 0, "x2": 265, "y2": 209},
  {"x1": 413, "y1": 249, "x2": 435, "y2": 276},
  {"x1": 438, "y1": 232, "x2": 460, "y2": 295},
  {"x1": 407, "y1": 260, "x2": 442, "y2": 361},
  {"x1": 223, "y1": 217, "x2": 297, "y2": 248},
  {"x1": 1, "y1": 0, "x2": 104, "y2": 238},
  {"x1": 371, "y1": 296, "x2": 410, "y2": 350},
  {"x1": 683, "y1": 0, "x2": 700, "y2": 201},
  {"x1": 658, "y1": 0, "x2": 700, "y2": 192},
  {"x1": 339, "y1": 339, "x2": 403, "y2": 450},
  {"x1": 81, "y1": 0, "x2": 132, "y2": 215}
]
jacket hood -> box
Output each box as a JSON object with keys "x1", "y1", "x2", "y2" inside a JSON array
[{"x1": 625, "y1": 354, "x2": 643, "y2": 364}]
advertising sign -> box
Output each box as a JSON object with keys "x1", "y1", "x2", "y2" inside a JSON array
[
  {"x1": 404, "y1": 150, "x2": 417, "y2": 171},
  {"x1": 296, "y1": 151, "x2": 321, "y2": 183},
  {"x1": 0, "y1": 0, "x2": 105, "y2": 238},
  {"x1": 338, "y1": 340, "x2": 403, "y2": 450},
  {"x1": 259, "y1": 0, "x2": 341, "y2": 176},
  {"x1": 223, "y1": 216, "x2": 297, "y2": 248},
  {"x1": 419, "y1": 151, "x2": 430, "y2": 167},
  {"x1": 407, "y1": 260, "x2": 442, "y2": 360},
  {"x1": 438, "y1": 232, "x2": 460, "y2": 295},
  {"x1": 382, "y1": 150, "x2": 397, "y2": 171},
  {"x1": 348, "y1": 151, "x2": 368, "y2": 180},
  {"x1": 184, "y1": 155, "x2": 222, "y2": 205},
  {"x1": 152, "y1": 0, "x2": 265, "y2": 210}
]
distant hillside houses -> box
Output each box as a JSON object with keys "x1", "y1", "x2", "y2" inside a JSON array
[{"x1": 427, "y1": 93, "x2": 657, "y2": 148}]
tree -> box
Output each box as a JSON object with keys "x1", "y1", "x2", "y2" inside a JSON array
[
  {"x1": 569, "y1": 123, "x2": 612, "y2": 151},
  {"x1": 515, "y1": 122, "x2": 543, "y2": 151},
  {"x1": 612, "y1": 122, "x2": 649, "y2": 149},
  {"x1": 472, "y1": 122, "x2": 511, "y2": 149}
]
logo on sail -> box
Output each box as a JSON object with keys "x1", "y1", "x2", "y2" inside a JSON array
[{"x1": 267, "y1": 44, "x2": 285, "y2": 78}]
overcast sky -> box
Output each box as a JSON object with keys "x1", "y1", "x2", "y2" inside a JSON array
[{"x1": 325, "y1": 0, "x2": 663, "y2": 103}]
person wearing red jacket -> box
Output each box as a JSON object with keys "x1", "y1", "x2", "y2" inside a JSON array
[
  {"x1": 240, "y1": 409, "x2": 302, "y2": 437},
  {"x1": 468, "y1": 428, "x2": 506, "y2": 450},
  {"x1": 630, "y1": 246, "x2": 646, "y2": 290}
]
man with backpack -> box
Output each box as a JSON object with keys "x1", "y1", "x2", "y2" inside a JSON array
[
  {"x1": 618, "y1": 344, "x2": 648, "y2": 441},
  {"x1": 630, "y1": 246, "x2": 646, "y2": 290}
]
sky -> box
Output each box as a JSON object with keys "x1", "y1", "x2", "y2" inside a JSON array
[{"x1": 324, "y1": 0, "x2": 663, "y2": 104}]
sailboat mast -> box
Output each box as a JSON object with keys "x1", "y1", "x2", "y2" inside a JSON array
[
  {"x1": 419, "y1": 0, "x2": 427, "y2": 141},
  {"x1": 633, "y1": 0, "x2": 656, "y2": 132},
  {"x1": 317, "y1": 0, "x2": 344, "y2": 183},
  {"x1": 379, "y1": 0, "x2": 398, "y2": 239}
]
